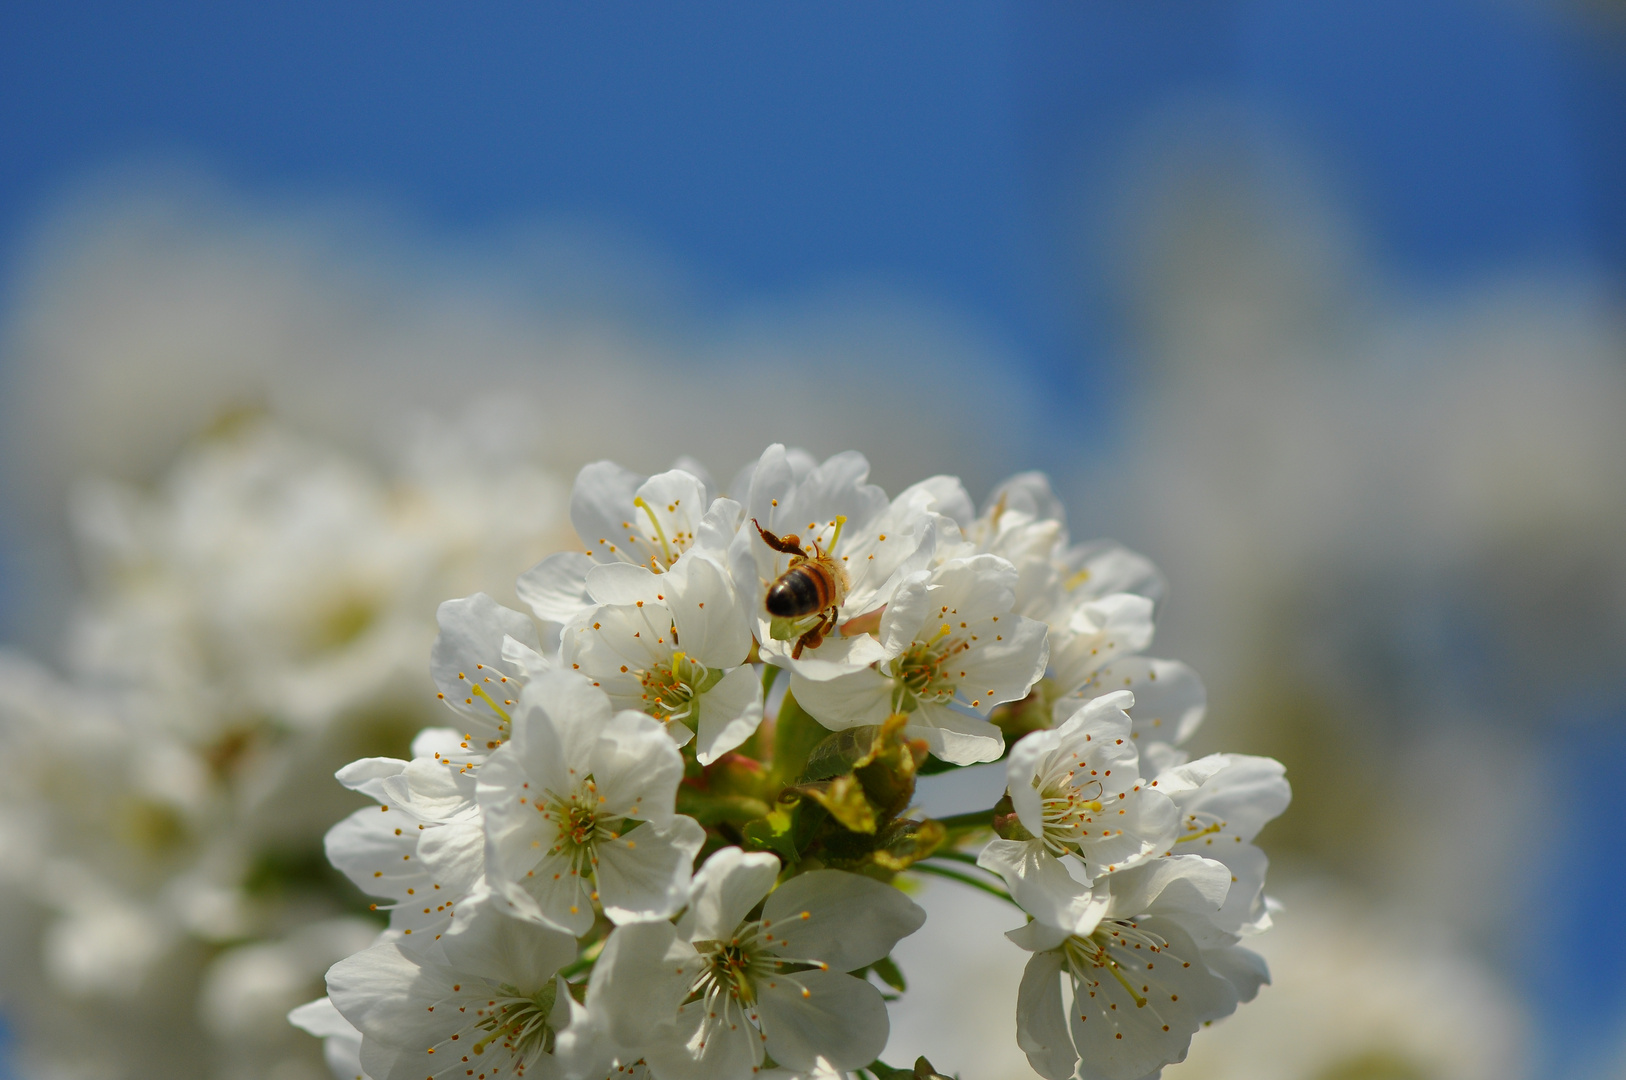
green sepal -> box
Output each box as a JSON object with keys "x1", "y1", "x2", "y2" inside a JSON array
[
  {"x1": 796, "y1": 775, "x2": 877, "y2": 834},
  {"x1": 869, "y1": 954, "x2": 907, "y2": 992},
  {"x1": 871, "y1": 816, "x2": 946, "y2": 870},
  {"x1": 770, "y1": 691, "x2": 831, "y2": 788},
  {"x1": 802, "y1": 725, "x2": 881, "y2": 782},
  {"x1": 768, "y1": 614, "x2": 809, "y2": 642},
  {"x1": 741, "y1": 805, "x2": 799, "y2": 864}
]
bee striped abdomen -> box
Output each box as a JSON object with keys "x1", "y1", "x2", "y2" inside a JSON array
[{"x1": 766, "y1": 565, "x2": 833, "y2": 617}]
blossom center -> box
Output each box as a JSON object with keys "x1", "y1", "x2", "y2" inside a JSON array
[
  {"x1": 688, "y1": 919, "x2": 830, "y2": 1046},
  {"x1": 469, "y1": 980, "x2": 560, "y2": 1061},
  {"x1": 1035, "y1": 764, "x2": 1108, "y2": 859},
  {"x1": 1061, "y1": 920, "x2": 1173, "y2": 1010},
  {"x1": 692, "y1": 922, "x2": 782, "y2": 1009},
  {"x1": 888, "y1": 625, "x2": 964, "y2": 712},
  {"x1": 638, "y1": 652, "x2": 723, "y2": 726},
  {"x1": 538, "y1": 779, "x2": 624, "y2": 871}
]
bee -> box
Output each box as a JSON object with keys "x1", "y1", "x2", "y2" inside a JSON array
[{"x1": 753, "y1": 516, "x2": 848, "y2": 659}]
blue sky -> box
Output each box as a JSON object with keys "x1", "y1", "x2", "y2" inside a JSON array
[{"x1": 2, "y1": 1, "x2": 1621, "y2": 395}]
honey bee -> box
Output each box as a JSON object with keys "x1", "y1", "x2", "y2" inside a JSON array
[{"x1": 753, "y1": 516, "x2": 848, "y2": 659}]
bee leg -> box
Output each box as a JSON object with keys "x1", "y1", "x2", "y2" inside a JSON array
[
  {"x1": 752, "y1": 518, "x2": 807, "y2": 558},
  {"x1": 792, "y1": 608, "x2": 837, "y2": 659}
]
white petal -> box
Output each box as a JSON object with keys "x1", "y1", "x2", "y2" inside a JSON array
[
  {"x1": 334, "y1": 757, "x2": 407, "y2": 801},
  {"x1": 789, "y1": 670, "x2": 893, "y2": 733},
  {"x1": 326, "y1": 944, "x2": 459, "y2": 1048},
  {"x1": 1005, "y1": 919, "x2": 1071, "y2": 953},
  {"x1": 905, "y1": 703, "x2": 1005, "y2": 766},
  {"x1": 440, "y1": 893, "x2": 577, "y2": 992},
  {"x1": 1015, "y1": 950, "x2": 1078, "y2": 1080},
  {"x1": 1201, "y1": 942, "x2": 1270, "y2": 1004},
  {"x1": 592, "y1": 710, "x2": 686, "y2": 823},
  {"x1": 287, "y1": 996, "x2": 357, "y2": 1040},
  {"x1": 516, "y1": 671, "x2": 615, "y2": 786},
  {"x1": 667, "y1": 551, "x2": 752, "y2": 667},
  {"x1": 951, "y1": 612, "x2": 1049, "y2": 715},
  {"x1": 500, "y1": 851, "x2": 596, "y2": 936},
  {"x1": 874, "y1": 570, "x2": 935, "y2": 653},
  {"x1": 587, "y1": 561, "x2": 662, "y2": 604},
  {"x1": 1006, "y1": 728, "x2": 1063, "y2": 838},
  {"x1": 761, "y1": 870, "x2": 925, "y2": 973},
  {"x1": 1081, "y1": 657, "x2": 1206, "y2": 747},
  {"x1": 1098, "y1": 854, "x2": 1232, "y2": 923},
  {"x1": 768, "y1": 632, "x2": 893, "y2": 681},
  {"x1": 632, "y1": 469, "x2": 711, "y2": 567},
  {"x1": 415, "y1": 819, "x2": 484, "y2": 898},
  {"x1": 572, "y1": 460, "x2": 646, "y2": 562},
  {"x1": 693, "y1": 665, "x2": 764, "y2": 765},
  {"x1": 984, "y1": 471, "x2": 1066, "y2": 525},
  {"x1": 1066, "y1": 915, "x2": 1238, "y2": 1080},
  {"x1": 694, "y1": 496, "x2": 744, "y2": 555},
  {"x1": 896, "y1": 474, "x2": 976, "y2": 528},
  {"x1": 1059, "y1": 540, "x2": 1165, "y2": 605},
  {"x1": 587, "y1": 921, "x2": 701, "y2": 1047},
  {"x1": 757, "y1": 969, "x2": 890, "y2": 1071},
  {"x1": 410, "y1": 727, "x2": 464, "y2": 760},
  {"x1": 683, "y1": 848, "x2": 780, "y2": 943},
  {"x1": 396, "y1": 757, "x2": 476, "y2": 820},
  {"x1": 1050, "y1": 593, "x2": 1156, "y2": 696},
  {"x1": 1167, "y1": 754, "x2": 1291, "y2": 844},
  {"x1": 430, "y1": 593, "x2": 538, "y2": 698},
  {"x1": 518, "y1": 550, "x2": 596, "y2": 623},
  {"x1": 978, "y1": 839, "x2": 1105, "y2": 936},
  {"x1": 560, "y1": 601, "x2": 673, "y2": 687},
  {"x1": 324, "y1": 805, "x2": 419, "y2": 899},
  {"x1": 596, "y1": 817, "x2": 706, "y2": 924},
  {"x1": 644, "y1": 999, "x2": 763, "y2": 1080}
]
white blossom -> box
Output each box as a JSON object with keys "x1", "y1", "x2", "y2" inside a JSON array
[
  {"x1": 730, "y1": 445, "x2": 956, "y2": 680},
  {"x1": 326, "y1": 890, "x2": 586, "y2": 1080},
  {"x1": 518, "y1": 464, "x2": 715, "y2": 626},
  {"x1": 430, "y1": 592, "x2": 548, "y2": 764},
  {"x1": 1149, "y1": 754, "x2": 1291, "y2": 936},
  {"x1": 325, "y1": 735, "x2": 486, "y2": 943},
  {"x1": 584, "y1": 847, "x2": 925, "y2": 1080},
  {"x1": 791, "y1": 554, "x2": 1048, "y2": 765},
  {"x1": 979, "y1": 692, "x2": 1177, "y2": 933},
  {"x1": 949, "y1": 474, "x2": 1203, "y2": 755},
  {"x1": 476, "y1": 671, "x2": 705, "y2": 935},
  {"x1": 1007, "y1": 855, "x2": 1253, "y2": 1080},
  {"x1": 561, "y1": 522, "x2": 761, "y2": 765}
]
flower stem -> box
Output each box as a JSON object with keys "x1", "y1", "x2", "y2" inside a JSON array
[
  {"x1": 924, "y1": 849, "x2": 983, "y2": 867},
  {"x1": 907, "y1": 861, "x2": 1018, "y2": 906},
  {"x1": 933, "y1": 809, "x2": 994, "y2": 832}
]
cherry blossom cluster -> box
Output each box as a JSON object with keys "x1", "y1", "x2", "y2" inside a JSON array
[
  {"x1": 295, "y1": 445, "x2": 1290, "y2": 1080},
  {"x1": 0, "y1": 418, "x2": 569, "y2": 1080}
]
